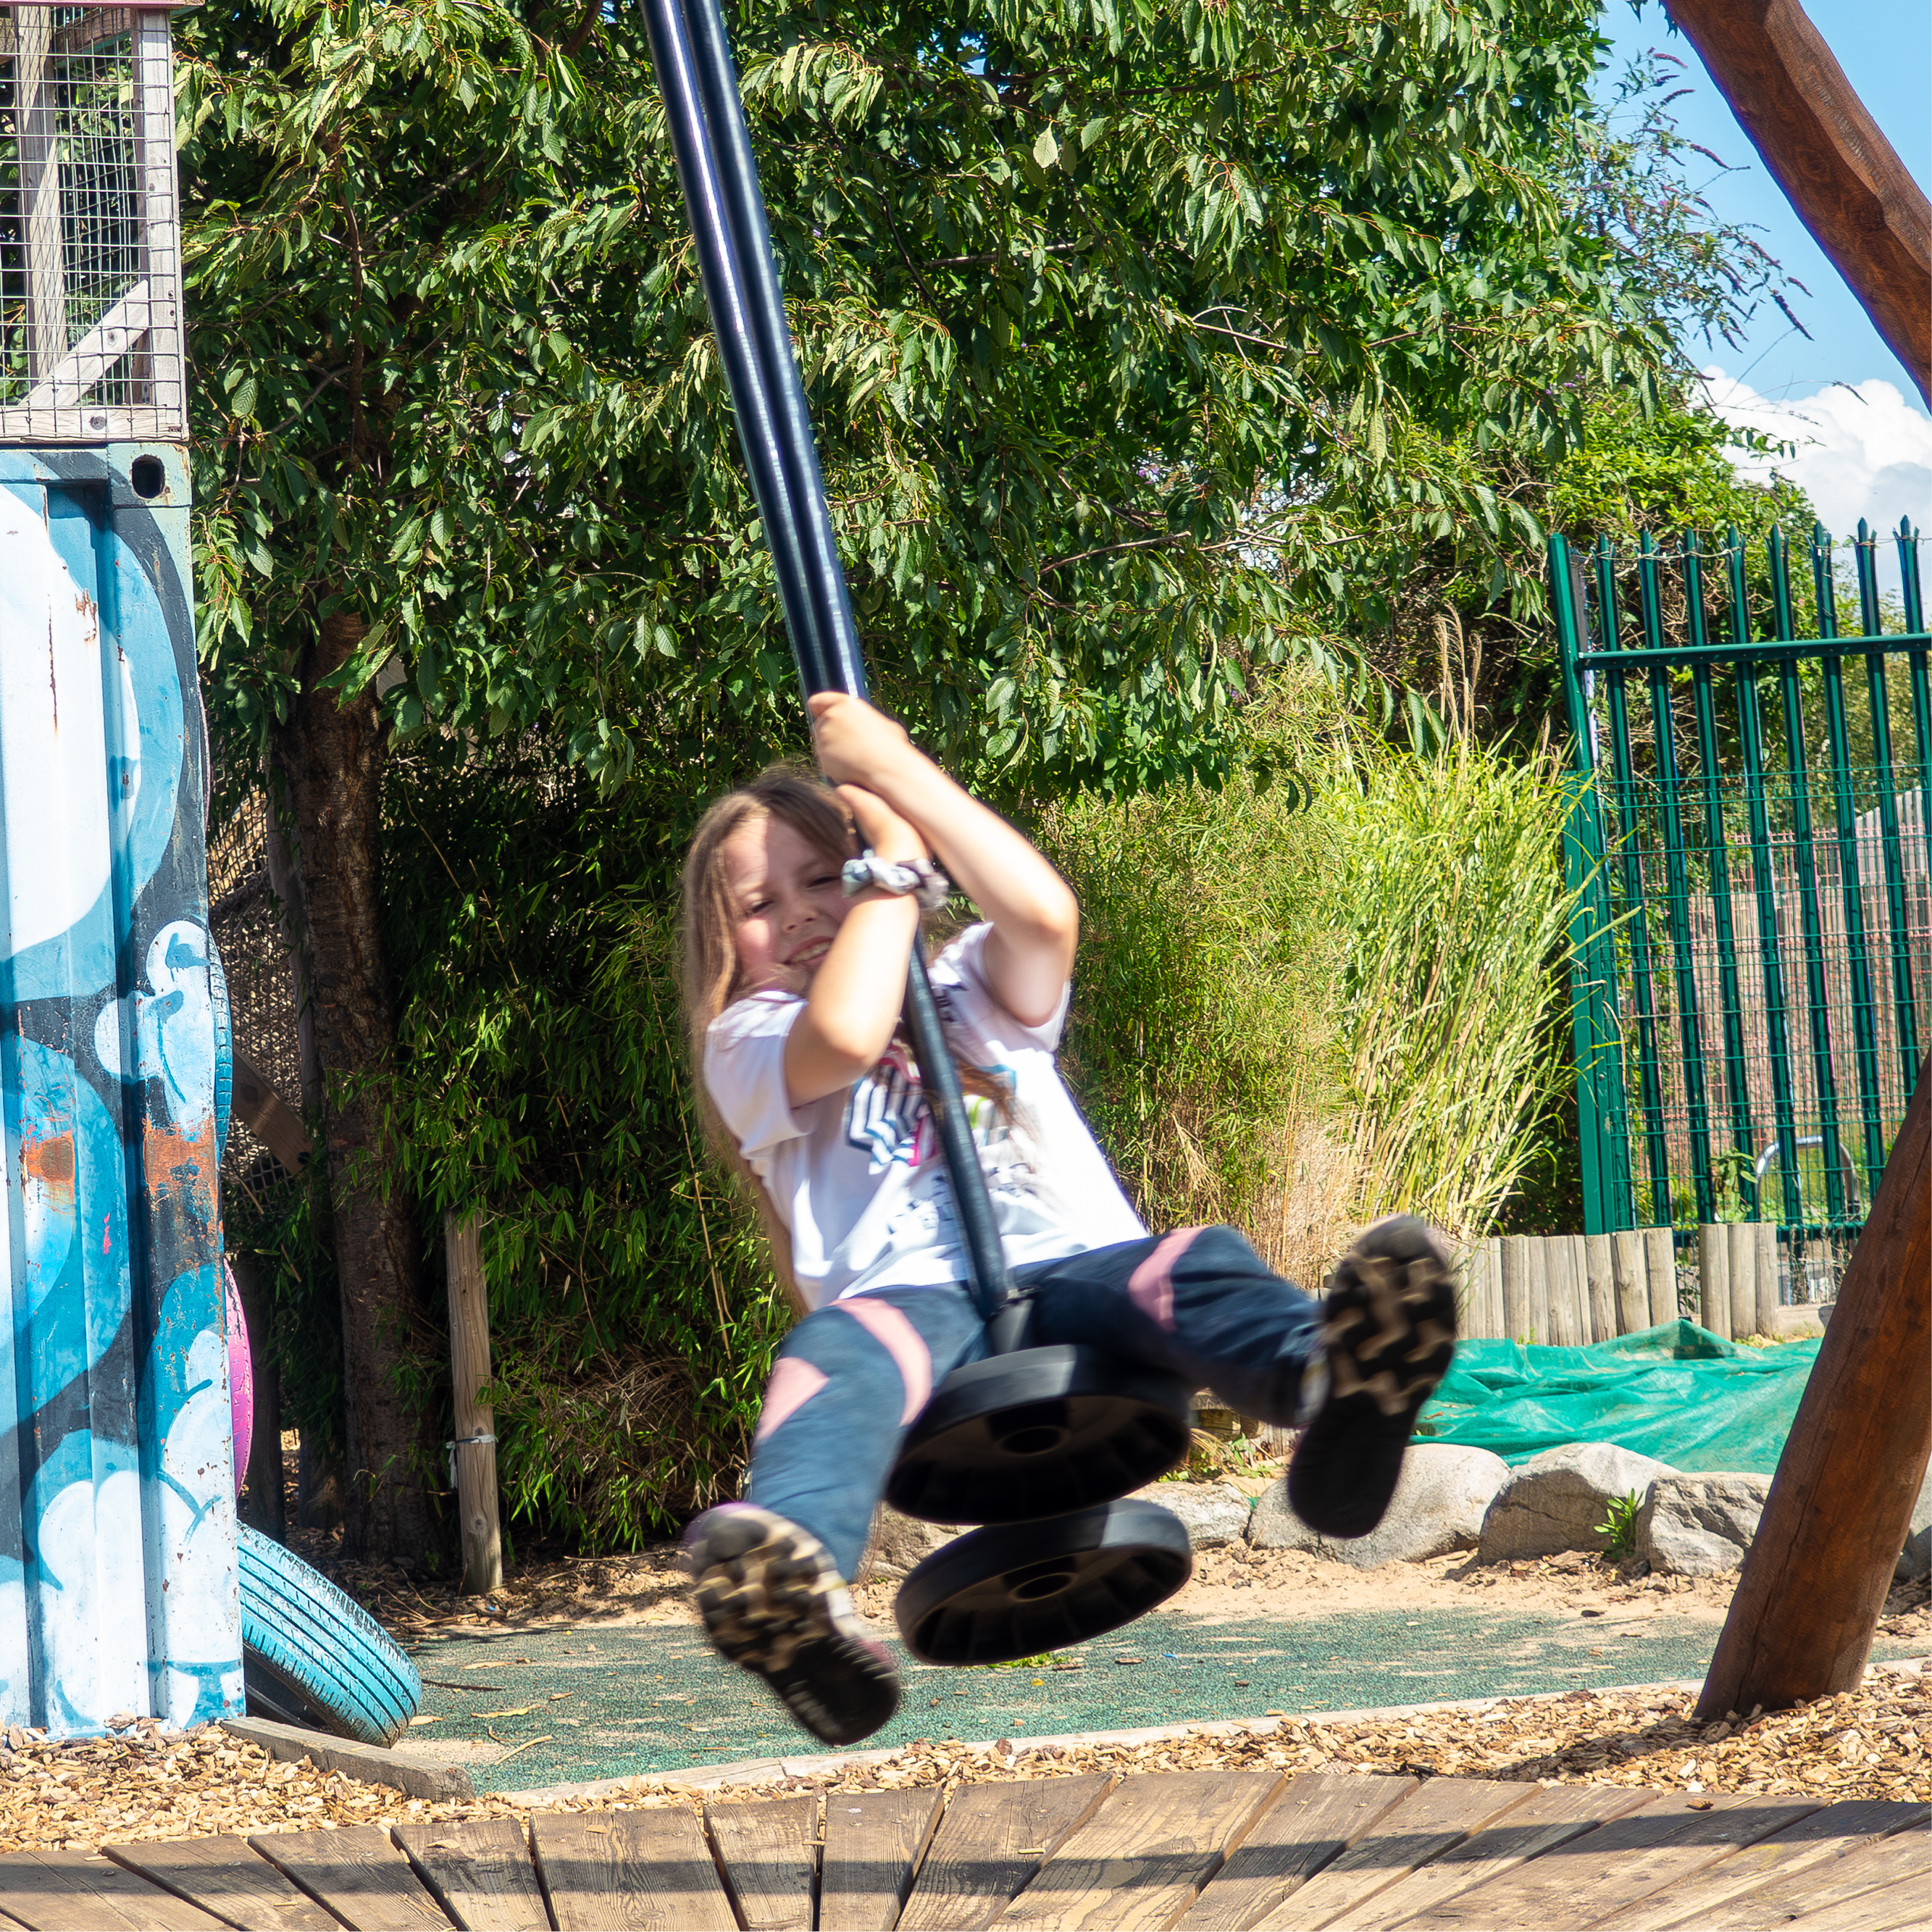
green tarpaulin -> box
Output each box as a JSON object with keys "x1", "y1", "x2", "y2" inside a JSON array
[{"x1": 1414, "y1": 1321, "x2": 1820, "y2": 1474}]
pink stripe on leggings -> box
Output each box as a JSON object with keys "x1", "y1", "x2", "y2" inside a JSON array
[
  {"x1": 753, "y1": 1357, "x2": 828, "y2": 1444},
  {"x1": 1128, "y1": 1226, "x2": 1204, "y2": 1330},
  {"x1": 838, "y1": 1297, "x2": 934, "y2": 1424}
]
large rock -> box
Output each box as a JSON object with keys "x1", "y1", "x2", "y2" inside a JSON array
[
  {"x1": 1246, "y1": 1445, "x2": 1511, "y2": 1568},
  {"x1": 1899, "y1": 1466, "x2": 1932, "y2": 1583},
  {"x1": 1636, "y1": 1472, "x2": 1771, "y2": 1577},
  {"x1": 1130, "y1": 1481, "x2": 1252, "y2": 1550},
  {"x1": 1477, "y1": 1443, "x2": 1678, "y2": 1563},
  {"x1": 858, "y1": 1505, "x2": 961, "y2": 1584}
]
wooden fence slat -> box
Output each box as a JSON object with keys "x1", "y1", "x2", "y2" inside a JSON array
[
  {"x1": 1457, "y1": 1245, "x2": 1493, "y2": 1339},
  {"x1": 1248, "y1": 1777, "x2": 1534, "y2": 1931},
  {"x1": 1728, "y1": 1221, "x2": 1757, "y2": 1339},
  {"x1": 1647, "y1": 1821, "x2": 1930, "y2": 1931},
  {"x1": 1174, "y1": 1773, "x2": 1415, "y2": 1931},
  {"x1": 0, "y1": 1849, "x2": 228, "y2": 1931},
  {"x1": 1699, "y1": 1224, "x2": 1731, "y2": 1341},
  {"x1": 1755, "y1": 1221, "x2": 1781, "y2": 1341},
  {"x1": 532, "y1": 1809, "x2": 735, "y2": 1932},
  {"x1": 1485, "y1": 1237, "x2": 1503, "y2": 1337},
  {"x1": 819, "y1": 1788, "x2": 945, "y2": 1932},
  {"x1": 103, "y1": 1833, "x2": 339, "y2": 1931},
  {"x1": 1645, "y1": 1227, "x2": 1678, "y2": 1327},
  {"x1": 706, "y1": 1795, "x2": 819, "y2": 1932},
  {"x1": 1610, "y1": 1801, "x2": 1928, "y2": 1931},
  {"x1": 394, "y1": 1819, "x2": 551, "y2": 1932},
  {"x1": 1585, "y1": 1234, "x2": 1615, "y2": 1342},
  {"x1": 1316, "y1": 1781, "x2": 1650, "y2": 1931},
  {"x1": 1613, "y1": 1230, "x2": 1649, "y2": 1335},
  {"x1": 1545, "y1": 1239, "x2": 1581, "y2": 1348},
  {"x1": 994, "y1": 1771, "x2": 1282, "y2": 1932},
  {"x1": 898, "y1": 1773, "x2": 1115, "y2": 1932},
  {"x1": 1408, "y1": 1791, "x2": 1817, "y2": 1929},
  {"x1": 248, "y1": 1828, "x2": 453, "y2": 1932},
  {"x1": 1500, "y1": 1237, "x2": 1530, "y2": 1343}
]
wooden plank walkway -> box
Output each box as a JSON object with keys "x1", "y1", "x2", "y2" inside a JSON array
[{"x1": 0, "y1": 1773, "x2": 1922, "y2": 1930}]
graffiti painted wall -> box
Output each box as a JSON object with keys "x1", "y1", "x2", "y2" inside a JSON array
[{"x1": 0, "y1": 442, "x2": 239, "y2": 1736}]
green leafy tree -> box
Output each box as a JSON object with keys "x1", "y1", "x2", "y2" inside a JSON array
[{"x1": 183, "y1": 0, "x2": 1672, "y2": 1557}]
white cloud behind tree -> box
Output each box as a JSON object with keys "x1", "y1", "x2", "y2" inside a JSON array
[{"x1": 1703, "y1": 371, "x2": 1932, "y2": 548}]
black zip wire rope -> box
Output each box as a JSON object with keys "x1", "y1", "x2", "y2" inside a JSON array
[{"x1": 641, "y1": 0, "x2": 1021, "y2": 1336}]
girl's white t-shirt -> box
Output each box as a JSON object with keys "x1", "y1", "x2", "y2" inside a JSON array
[{"x1": 703, "y1": 923, "x2": 1147, "y2": 1310}]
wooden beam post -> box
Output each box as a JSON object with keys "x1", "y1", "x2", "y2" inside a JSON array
[
  {"x1": 1663, "y1": 0, "x2": 1931, "y2": 403},
  {"x1": 445, "y1": 1214, "x2": 504, "y2": 1597},
  {"x1": 1697, "y1": 1058, "x2": 1930, "y2": 1719}
]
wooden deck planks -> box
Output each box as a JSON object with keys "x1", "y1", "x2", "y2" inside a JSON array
[
  {"x1": 1400, "y1": 1791, "x2": 1820, "y2": 1929},
  {"x1": 898, "y1": 1773, "x2": 1116, "y2": 1932},
  {"x1": 101, "y1": 1833, "x2": 340, "y2": 1931},
  {"x1": 819, "y1": 1788, "x2": 945, "y2": 1932},
  {"x1": 706, "y1": 1794, "x2": 820, "y2": 1932},
  {"x1": 1608, "y1": 1800, "x2": 1928, "y2": 1931},
  {"x1": 0, "y1": 1849, "x2": 230, "y2": 1931},
  {"x1": 1691, "y1": 1825, "x2": 1931, "y2": 1930},
  {"x1": 393, "y1": 1818, "x2": 551, "y2": 1932},
  {"x1": 994, "y1": 1770, "x2": 1285, "y2": 1931},
  {"x1": 248, "y1": 1827, "x2": 453, "y2": 1931},
  {"x1": 531, "y1": 1807, "x2": 735, "y2": 1932},
  {"x1": 1248, "y1": 1776, "x2": 1536, "y2": 1931},
  {"x1": 1318, "y1": 1782, "x2": 1652, "y2": 1931},
  {"x1": 1174, "y1": 1774, "x2": 1418, "y2": 1932}
]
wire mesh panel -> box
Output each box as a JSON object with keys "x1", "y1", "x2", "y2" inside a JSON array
[
  {"x1": 1553, "y1": 519, "x2": 1928, "y2": 1264},
  {"x1": 0, "y1": 4, "x2": 184, "y2": 441}
]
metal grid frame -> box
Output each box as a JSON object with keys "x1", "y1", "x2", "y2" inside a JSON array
[
  {"x1": 1, "y1": 3, "x2": 184, "y2": 442},
  {"x1": 1552, "y1": 519, "x2": 1928, "y2": 1253}
]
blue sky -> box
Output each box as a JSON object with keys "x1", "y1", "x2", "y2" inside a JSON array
[
  {"x1": 1592, "y1": 0, "x2": 1928, "y2": 403},
  {"x1": 1591, "y1": 2, "x2": 1931, "y2": 549}
]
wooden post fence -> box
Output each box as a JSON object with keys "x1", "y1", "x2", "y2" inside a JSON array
[{"x1": 445, "y1": 1213, "x2": 504, "y2": 1597}]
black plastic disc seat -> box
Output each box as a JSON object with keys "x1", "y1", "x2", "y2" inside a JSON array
[
  {"x1": 895, "y1": 1497, "x2": 1192, "y2": 1666},
  {"x1": 882, "y1": 1345, "x2": 1193, "y2": 1526}
]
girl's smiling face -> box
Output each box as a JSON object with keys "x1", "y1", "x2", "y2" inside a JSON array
[{"x1": 722, "y1": 811, "x2": 851, "y2": 995}]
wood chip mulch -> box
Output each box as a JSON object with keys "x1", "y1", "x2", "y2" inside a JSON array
[{"x1": 2, "y1": 1662, "x2": 1924, "y2": 1854}]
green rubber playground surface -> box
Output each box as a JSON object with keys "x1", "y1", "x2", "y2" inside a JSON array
[{"x1": 405, "y1": 1607, "x2": 1923, "y2": 1795}]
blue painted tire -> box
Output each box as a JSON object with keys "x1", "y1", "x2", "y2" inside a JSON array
[{"x1": 239, "y1": 1524, "x2": 422, "y2": 1745}]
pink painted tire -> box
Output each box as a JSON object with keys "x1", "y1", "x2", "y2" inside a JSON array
[{"x1": 225, "y1": 1260, "x2": 254, "y2": 1494}]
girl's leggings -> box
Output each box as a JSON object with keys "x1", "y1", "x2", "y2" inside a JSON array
[{"x1": 744, "y1": 1225, "x2": 1323, "y2": 1582}]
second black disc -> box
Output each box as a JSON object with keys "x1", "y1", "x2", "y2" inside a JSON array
[{"x1": 894, "y1": 1497, "x2": 1192, "y2": 1667}]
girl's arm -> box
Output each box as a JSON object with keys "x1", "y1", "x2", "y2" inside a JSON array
[
  {"x1": 784, "y1": 786, "x2": 926, "y2": 1106},
  {"x1": 808, "y1": 693, "x2": 1078, "y2": 1029}
]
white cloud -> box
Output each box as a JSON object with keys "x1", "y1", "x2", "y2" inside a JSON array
[{"x1": 1699, "y1": 369, "x2": 1932, "y2": 543}]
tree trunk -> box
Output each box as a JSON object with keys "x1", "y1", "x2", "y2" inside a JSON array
[{"x1": 272, "y1": 610, "x2": 435, "y2": 1563}]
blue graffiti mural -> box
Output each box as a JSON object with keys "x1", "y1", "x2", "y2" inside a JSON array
[{"x1": 0, "y1": 443, "x2": 239, "y2": 1736}]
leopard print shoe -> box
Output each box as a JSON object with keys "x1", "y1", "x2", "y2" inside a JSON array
[
  {"x1": 685, "y1": 1504, "x2": 900, "y2": 1747},
  {"x1": 1287, "y1": 1216, "x2": 1458, "y2": 1540}
]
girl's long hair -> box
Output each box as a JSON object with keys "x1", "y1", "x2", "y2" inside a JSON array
[{"x1": 679, "y1": 764, "x2": 1011, "y2": 1311}]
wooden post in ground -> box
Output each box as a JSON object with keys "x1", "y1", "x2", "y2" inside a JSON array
[
  {"x1": 1699, "y1": 1224, "x2": 1731, "y2": 1341},
  {"x1": 445, "y1": 1214, "x2": 504, "y2": 1597},
  {"x1": 1644, "y1": 1227, "x2": 1678, "y2": 1328},
  {"x1": 1697, "y1": 1058, "x2": 1930, "y2": 1720}
]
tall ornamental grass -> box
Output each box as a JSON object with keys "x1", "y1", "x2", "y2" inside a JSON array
[
  {"x1": 1321, "y1": 736, "x2": 1593, "y2": 1245},
  {"x1": 1045, "y1": 703, "x2": 1592, "y2": 1279}
]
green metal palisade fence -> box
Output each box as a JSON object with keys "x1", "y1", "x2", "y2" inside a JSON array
[{"x1": 1552, "y1": 518, "x2": 1928, "y2": 1266}]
